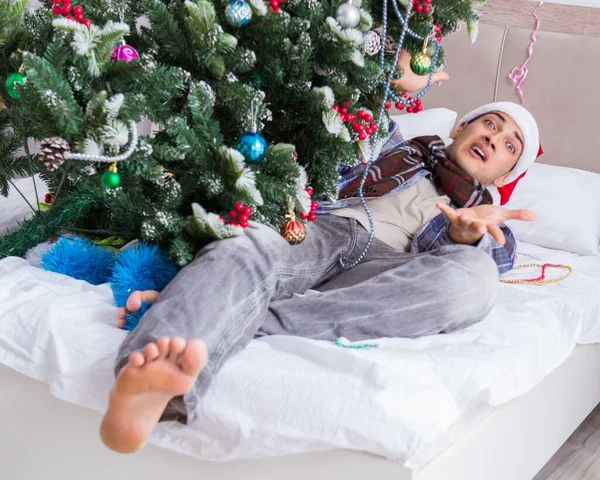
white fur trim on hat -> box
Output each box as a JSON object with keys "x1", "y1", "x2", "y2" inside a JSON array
[{"x1": 457, "y1": 102, "x2": 539, "y2": 183}]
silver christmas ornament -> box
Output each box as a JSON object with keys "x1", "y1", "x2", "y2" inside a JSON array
[
  {"x1": 363, "y1": 31, "x2": 381, "y2": 56},
  {"x1": 336, "y1": 1, "x2": 361, "y2": 29}
]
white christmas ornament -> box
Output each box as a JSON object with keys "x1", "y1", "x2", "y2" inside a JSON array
[{"x1": 336, "y1": 1, "x2": 361, "y2": 29}]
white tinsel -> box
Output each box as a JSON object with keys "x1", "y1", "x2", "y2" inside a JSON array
[
  {"x1": 70, "y1": 24, "x2": 100, "y2": 56},
  {"x1": 338, "y1": 125, "x2": 351, "y2": 142},
  {"x1": 339, "y1": 28, "x2": 364, "y2": 46},
  {"x1": 248, "y1": 0, "x2": 268, "y2": 16},
  {"x1": 235, "y1": 168, "x2": 264, "y2": 206},
  {"x1": 350, "y1": 50, "x2": 365, "y2": 67},
  {"x1": 192, "y1": 203, "x2": 242, "y2": 239},
  {"x1": 295, "y1": 166, "x2": 311, "y2": 214},
  {"x1": 322, "y1": 110, "x2": 344, "y2": 135},
  {"x1": 220, "y1": 146, "x2": 246, "y2": 177},
  {"x1": 101, "y1": 120, "x2": 129, "y2": 147},
  {"x1": 359, "y1": 9, "x2": 373, "y2": 31},
  {"x1": 104, "y1": 94, "x2": 125, "y2": 120},
  {"x1": 83, "y1": 138, "x2": 103, "y2": 156},
  {"x1": 312, "y1": 86, "x2": 335, "y2": 110}
]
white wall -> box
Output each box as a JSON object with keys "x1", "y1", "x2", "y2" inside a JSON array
[{"x1": 542, "y1": 0, "x2": 600, "y2": 7}]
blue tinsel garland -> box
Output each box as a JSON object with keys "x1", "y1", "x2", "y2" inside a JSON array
[{"x1": 41, "y1": 236, "x2": 179, "y2": 331}]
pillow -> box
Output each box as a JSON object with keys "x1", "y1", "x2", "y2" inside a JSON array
[
  {"x1": 391, "y1": 107, "x2": 457, "y2": 144},
  {"x1": 504, "y1": 163, "x2": 600, "y2": 256}
]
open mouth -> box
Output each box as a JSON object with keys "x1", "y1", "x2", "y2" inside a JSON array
[{"x1": 470, "y1": 143, "x2": 487, "y2": 162}]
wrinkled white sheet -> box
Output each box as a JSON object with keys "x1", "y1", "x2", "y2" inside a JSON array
[
  {"x1": 2, "y1": 176, "x2": 600, "y2": 468},
  {"x1": 0, "y1": 242, "x2": 599, "y2": 469}
]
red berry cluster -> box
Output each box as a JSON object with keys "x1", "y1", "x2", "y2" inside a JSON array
[
  {"x1": 333, "y1": 101, "x2": 379, "y2": 142},
  {"x1": 270, "y1": 0, "x2": 284, "y2": 13},
  {"x1": 384, "y1": 92, "x2": 423, "y2": 114},
  {"x1": 434, "y1": 23, "x2": 442, "y2": 43},
  {"x1": 44, "y1": 192, "x2": 54, "y2": 204},
  {"x1": 300, "y1": 188, "x2": 318, "y2": 222},
  {"x1": 413, "y1": 0, "x2": 432, "y2": 15},
  {"x1": 221, "y1": 202, "x2": 254, "y2": 228},
  {"x1": 52, "y1": 0, "x2": 92, "y2": 26}
]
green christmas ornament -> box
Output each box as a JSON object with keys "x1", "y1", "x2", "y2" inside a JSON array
[
  {"x1": 102, "y1": 163, "x2": 121, "y2": 189},
  {"x1": 5, "y1": 72, "x2": 26, "y2": 99},
  {"x1": 410, "y1": 51, "x2": 432, "y2": 76}
]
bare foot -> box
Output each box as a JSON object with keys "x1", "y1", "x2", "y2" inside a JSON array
[
  {"x1": 100, "y1": 337, "x2": 207, "y2": 453},
  {"x1": 116, "y1": 290, "x2": 160, "y2": 329}
]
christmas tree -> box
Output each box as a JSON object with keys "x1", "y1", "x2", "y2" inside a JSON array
[{"x1": 0, "y1": 0, "x2": 485, "y2": 265}]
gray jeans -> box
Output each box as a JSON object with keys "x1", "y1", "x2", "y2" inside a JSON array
[{"x1": 115, "y1": 215, "x2": 499, "y2": 423}]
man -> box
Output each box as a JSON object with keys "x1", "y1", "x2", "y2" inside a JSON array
[{"x1": 99, "y1": 101, "x2": 539, "y2": 454}]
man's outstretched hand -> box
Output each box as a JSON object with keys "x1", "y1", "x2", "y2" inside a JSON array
[{"x1": 437, "y1": 203, "x2": 536, "y2": 246}]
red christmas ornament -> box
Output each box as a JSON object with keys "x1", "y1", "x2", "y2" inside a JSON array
[
  {"x1": 385, "y1": 102, "x2": 392, "y2": 109},
  {"x1": 340, "y1": 113, "x2": 347, "y2": 122},
  {"x1": 300, "y1": 212, "x2": 309, "y2": 220},
  {"x1": 358, "y1": 132, "x2": 367, "y2": 140},
  {"x1": 83, "y1": 18, "x2": 93, "y2": 27},
  {"x1": 395, "y1": 102, "x2": 405, "y2": 110},
  {"x1": 364, "y1": 113, "x2": 373, "y2": 123},
  {"x1": 52, "y1": 5, "x2": 61, "y2": 14},
  {"x1": 333, "y1": 105, "x2": 340, "y2": 111},
  {"x1": 73, "y1": 5, "x2": 83, "y2": 15},
  {"x1": 310, "y1": 201, "x2": 319, "y2": 211},
  {"x1": 423, "y1": 5, "x2": 430, "y2": 13},
  {"x1": 306, "y1": 187, "x2": 313, "y2": 196},
  {"x1": 351, "y1": 123, "x2": 360, "y2": 131},
  {"x1": 61, "y1": 4, "x2": 71, "y2": 15},
  {"x1": 436, "y1": 35, "x2": 442, "y2": 42},
  {"x1": 415, "y1": 4, "x2": 423, "y2": 12},
  {"x1": 346, "y1": 113, "x2": 356, "y2": 122},
  {"x1": 219, "y1": 216, "x2": 225, "y2": 222},
  {"x1": 344, "y1": 101, "x2": 350, "y2": 107},
  {"x1": 245, "y1": 206, "x2": 253, "y2": 215},
  {"x1": 370, "y1": 122, "x2": 378, "y2": 130},
  {"x1": 229, "y1": 209, "x2": 237, "y2": 218},
  {"x1": 281, "y1": 216, "x2": 307, "y2": 245},
  {"x1": 407, "y1": 107, "x2": 414, "y2": 113},
  {"x1": 341, "y1": 107, "x2": 348, "y2": 114},
  {"x1": 235, "y1": 201, "x2": 245, "y2": 211},
  {"x1": 358, "y1": 109, "x2": 365, "y2": 118},
  {"x1": 308, "y1": 212, "x2": 317, "y2": 222}
]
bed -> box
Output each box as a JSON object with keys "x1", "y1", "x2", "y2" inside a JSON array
[{"x1": 3, "y1": 3, "x2": 600, "y2": 479}]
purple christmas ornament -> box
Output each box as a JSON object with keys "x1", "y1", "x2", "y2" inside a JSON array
[{"x1": 111, "y1": 44, "x2": 139, "y2": 63}]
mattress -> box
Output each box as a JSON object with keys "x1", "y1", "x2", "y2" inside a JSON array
[{"x1": 1, "y1": 179, "x2": 600, "y2": 469}]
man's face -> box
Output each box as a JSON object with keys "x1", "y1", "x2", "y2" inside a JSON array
[{"x1": 446, "y1": 112, "x2": 524, "y2": 186}]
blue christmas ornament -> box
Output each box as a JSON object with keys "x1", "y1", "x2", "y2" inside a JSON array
[
  {"x1": 225, "y1": 0, "x2": 252, "y2": 27},
  {"x1": 236, "y1": 131, "x2": 268, "y2": 163}
]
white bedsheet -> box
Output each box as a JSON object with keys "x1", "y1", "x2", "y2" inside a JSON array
[
  {"x1": 0, "y1": 243, "x2": 599, "y2": 469},
  {"x1": 2, "y1": 178, "x2": 600, "y2": 468}
]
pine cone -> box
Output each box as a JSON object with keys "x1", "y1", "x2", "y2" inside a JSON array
[
  {"x1": 363, "y1": 31, "x2": 382, "y2": 56},
  {"x1": 313, "y1": 64, "x2": 334, "y2": 77},
  {"x1": 40, "y1": 137, "x2": 70, "y2": 170}
]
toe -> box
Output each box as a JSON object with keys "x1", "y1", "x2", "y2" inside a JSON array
[
  {"x1": 128, "y1": 351, "x2": 145, "y2": 368},
  {"x1": 156, "y1": 337, "x2": 170, "y2": 358},
  {"x1": 180, "y1": 339, "x2": 208, "y2": 377},
  {"x1": 167, "y1": 337, "x2": 186, "y2": 363},
  {"x1": 126, "y1": 291, "x2": 143, "y2": 312},
  {"x1": 144, "y1": 342, "x2": 160, "y2": 362}
]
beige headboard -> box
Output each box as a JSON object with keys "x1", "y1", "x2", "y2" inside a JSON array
[{"x1": 412, "y1": 4, "x2": 600, "y2": 175}]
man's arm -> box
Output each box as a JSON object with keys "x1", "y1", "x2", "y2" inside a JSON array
[{"x1": 410, "y1": 212, "x2": 517, "y2": 274}]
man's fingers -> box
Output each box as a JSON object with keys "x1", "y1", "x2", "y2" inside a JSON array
[
  {"x1": 487, "y1": 224, "x2": 506, "y2": 245},
  {"x1": 472, "y1": 221, "x2": 487, "y2": 236},
  {"x1": 502, "y1": 208, "x2": 537, "y2": 222},
  {"x1": 437, "y1": 203, "x2": 458, "y2": 220}
]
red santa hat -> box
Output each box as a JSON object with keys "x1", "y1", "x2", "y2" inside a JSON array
[{"x1": 457, "y1": 102, "x2": 542, "y2": 205}]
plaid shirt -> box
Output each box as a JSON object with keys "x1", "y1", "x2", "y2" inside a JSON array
[{"x1": 317, "y1": 120, "x2": 516, "y2": 274}]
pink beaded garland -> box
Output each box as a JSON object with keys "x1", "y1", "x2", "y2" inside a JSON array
[{"x1": 111, "y1": 44, "x2": 139, "y2": 63}]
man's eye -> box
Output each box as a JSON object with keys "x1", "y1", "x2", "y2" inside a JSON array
[
  {"x1": 508, "y1": 143, "x2": 515, "y2": 153},
  {"x1": 486, "y1": 119, "x2": 495, "y2": 129}
]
